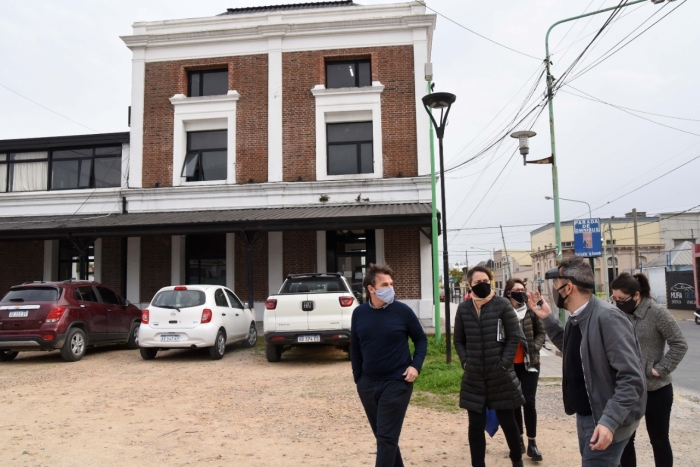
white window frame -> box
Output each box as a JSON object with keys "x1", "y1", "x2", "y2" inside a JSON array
[
  {"x1": 170, "y1": 91, "x2": 239, "y2": 187},
  {"x1": 311, "y1": 82, "x2": 384, "y2": 181}
]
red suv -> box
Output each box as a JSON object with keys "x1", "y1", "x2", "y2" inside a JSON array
[{"x1": 0, "y1": 281, "x2": 142, "y2": 362}]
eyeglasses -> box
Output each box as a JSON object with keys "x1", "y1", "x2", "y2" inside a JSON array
[{"x1": 611, "y1": 295, "x2": 633, "y2": 302}]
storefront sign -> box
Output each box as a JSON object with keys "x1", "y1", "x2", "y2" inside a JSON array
[{"x1": 574, "y1": 218, "x2": 602, "y2": 258}]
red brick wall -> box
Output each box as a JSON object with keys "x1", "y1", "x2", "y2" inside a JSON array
[
  {"x1": 100, "y1": 237, "x2": 124, "y2": 295},
  {"x1": 383, "y1": 228, "x2": 421, "y2": 300},
  {"x1": 282, "y1": 45, "x2": 417, "y2": 181},
  {"x1": 235, "y1": 232, "x2": 268, "y2": 302},
  {"x1": 283, "y1": 231, "x2": 317, "y2": 277},
  {"x1": 142, "y1": 55, "x2": 268, "y2": 187},
  {"x1": 0, "y1": 240, "x2": 44, "y2": 296},
  {"x1": 139, "y1": 236, "x2": 172, "y2": 303}
]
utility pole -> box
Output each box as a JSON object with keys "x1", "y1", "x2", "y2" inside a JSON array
[
  {"x1": 426, "y1": 78, "x2": 441, "y2": 343},
  {"x1": 633, "y1": 208, "x2": 640, "y2": 271},
  {"x1": 602, "y1": 219, "x2": 609, "y2": 298},
  {"x1": 609, "y1": 223, "x2": 617, "y2": 279}
]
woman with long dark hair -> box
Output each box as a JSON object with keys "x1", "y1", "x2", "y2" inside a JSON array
[
  {"x1": 503, "y1": 278, "x2": 546, "y2": 462},
  {"x1": 612, "y1": 272, "x2": 687, "y2": 467},
  {"x1": 453, "y1": 266, "x2": 525, "y2": 467}
]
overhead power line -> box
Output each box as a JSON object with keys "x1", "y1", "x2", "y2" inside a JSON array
[{"x1": 415, "y1": 1, "x2": 541, "y2": 61}]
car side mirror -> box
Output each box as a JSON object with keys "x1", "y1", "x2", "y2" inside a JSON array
[
  {"x1": 124, "y1": 299, "x2": 130, "y2": 306},
  {"x1": 243, "y1": 302, "x2": 249, "y2": 309}
]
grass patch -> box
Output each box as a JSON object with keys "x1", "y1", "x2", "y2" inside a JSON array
[{"x1": 409, "y1": 335, "x2": 463, "y2": 412}]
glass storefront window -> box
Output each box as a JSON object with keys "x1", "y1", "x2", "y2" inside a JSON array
[{"x1": 186, "y1": 234, "x2": 226, "y2": 285}]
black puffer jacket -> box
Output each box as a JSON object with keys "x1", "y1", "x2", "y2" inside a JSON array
[{"x1": 453, "y1": 296, "x2": 525, "y2": 413}]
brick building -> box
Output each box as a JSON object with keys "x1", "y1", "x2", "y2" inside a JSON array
[{"x1": 0, "y1": 1, "x2": 437, "y2": 322}]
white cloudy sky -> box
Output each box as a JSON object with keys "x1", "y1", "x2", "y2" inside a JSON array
[{"x1": 1, "y1": 0, "x2": 698, "y2": 264}]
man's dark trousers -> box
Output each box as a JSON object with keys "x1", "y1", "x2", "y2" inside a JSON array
[{"x1": 357, "y1": 378, "x2": 413, "y2": 467}]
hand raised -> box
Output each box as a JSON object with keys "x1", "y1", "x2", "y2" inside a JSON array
[{"x1": 527, "y1": 290, "x2": 552, "y2": 320}]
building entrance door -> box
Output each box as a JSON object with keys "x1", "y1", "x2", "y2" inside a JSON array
[
  {"x1": 326, "y1": 230, "x2": 375, "y2": 303},
  {"x1": 186, "y1": 233, "x2": 226, "y2": 285}
]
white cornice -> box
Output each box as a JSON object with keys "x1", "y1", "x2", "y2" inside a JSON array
[
  {"x1": 0, "y1": 177, "x2": 432, "y2": 218},
  {"x1": 121, "y1": 15, "x2": 435, "y2": 51},
  {"x1": 311, "y1": 83, "x2": 385, "y2": 97},
  {"x1": 169, "y1": 90, "x2": 240, "y2": 107}
]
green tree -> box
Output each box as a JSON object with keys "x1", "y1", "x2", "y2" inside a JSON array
[{"x1": 449, "y1": 268, "x2": 464, "y2": 283}]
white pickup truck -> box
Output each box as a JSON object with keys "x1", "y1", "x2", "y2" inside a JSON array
[{"x1": 263, "y1": 273, "x2": 359, "y2": 362}]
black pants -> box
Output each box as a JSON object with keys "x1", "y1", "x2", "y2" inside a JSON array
[
  {"x1": 513, "y1": 363, "x2": 540, "y2": 438},
  {"x1": 467, "y1": 407, "x2": 523, "y2": 467},
  {"x1": 620, "y1": 383, "x2": 674, "y2": 467},
  {"x1": 357, "y1": 378, "x2": 413, "y2": 467}
]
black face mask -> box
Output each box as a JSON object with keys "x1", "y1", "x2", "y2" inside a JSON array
[
  {"x1": 615, "y1": 298, "x2": 638, "y2": 314},
  {"x1": 554, "y1": 283, "x2": 569, "y2": 309},
  {"x1": 472, "y1": 282, "x2": 491, "y2": 299},
  {"x1": 509, "y1": 291, "x2": 526, "y2": 305}
]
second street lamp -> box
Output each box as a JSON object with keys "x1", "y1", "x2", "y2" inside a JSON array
[{"x1": 422, "y1": 91, "x2": 456, "y2": 364}]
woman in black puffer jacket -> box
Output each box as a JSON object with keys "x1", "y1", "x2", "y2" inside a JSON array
[{"x1": 454, "y1": 266, "x2": 525, "y2": 467}]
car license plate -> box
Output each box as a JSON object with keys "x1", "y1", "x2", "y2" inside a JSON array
[
  {"x1": 298, "y1": 334, "x2": 320, "y2": 343},
  {"x1": 160, "y1": 334, "x2": 180, "y2": 342},
  {"x1": 8, "y1": 311, "x2": 28, "y2": 318}
]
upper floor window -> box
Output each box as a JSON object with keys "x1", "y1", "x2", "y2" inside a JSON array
[
  {"x1": 188, "y1": 69, "x2": 228, "y2": 97},
  {"x1": 51, "y1": 146, "x2": 121, "y2": 190},
  {"x1": 181, "y1": 130, "x2": 227, "y2": 182},
  {"x1": 0, "y1": 152, "x2": 48, "y2": 192},
  {"x1": 326, "y1": 122, "x2": 373, "y2": 175},
  {"x1": 326, "y1": 59, "x2": 371, "y2": 89}
]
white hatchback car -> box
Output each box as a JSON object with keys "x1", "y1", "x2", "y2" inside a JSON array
[{"x1": 138, "y1": 285, "x2": 257, "y2": 360}]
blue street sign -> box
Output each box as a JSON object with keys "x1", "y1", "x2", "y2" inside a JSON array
[{"x1": 574, "y1": 218, "x2": 602, "y2": 258}]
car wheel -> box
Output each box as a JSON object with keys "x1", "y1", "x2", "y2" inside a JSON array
[
  {"x1": 126, "y1": 323, "x2": 139, "y2": 349},
  {"x1": 140, "y1": 348, "x2": 158, "y2": 360},
  {"x1": 242, "y1": 323, "x2": 257, "y2": 348},
  {"x1": 61, "y1": 328, "x2": 87, "y2": 362},
  {"x1": 209, "y1": 330, "x2": 226, "y2": 360},
  {"x1": 0, "y1": 350, "x2": 19, "y2": 362},
  {"x1": 696, "y1": 315, "x2": 700, "y2": 325},
  {"x1": 265, "y1": 343, "x2": 282, "y2": 362}
]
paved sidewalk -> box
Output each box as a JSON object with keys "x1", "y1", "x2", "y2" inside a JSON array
[{"x1": 538, "y1": 341, "x2": 562, "y2": 380}]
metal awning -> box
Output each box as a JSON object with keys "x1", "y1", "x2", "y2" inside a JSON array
[{"x1": 0, "y1": 203, "x2": 433, "y2": 240}]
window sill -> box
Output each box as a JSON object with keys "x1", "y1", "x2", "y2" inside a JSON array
[
  {"x1": 321, "y1": 172, "x2": 382, "y2": 181},
  {"x1": 311, "y1": 82, "x2": 384, "y2": 97},
  {"x1": 179, "y1": 179, "x2": 228, "y2": 186},
  {"x1": 169, "y1": 90, "x2": 240, "y2": 106}
]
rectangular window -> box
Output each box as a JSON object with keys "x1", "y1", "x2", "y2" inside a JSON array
[
  {"x1": 50, "y1": 146, "x2": 121, "y2": 190},
  {"x1": 327, "y1": 122, "x2": 373, "y2": 175},
  {"x1": 188, "y1": 69, "x2": 228, "y2": 97},
  {"x1": 181, "y1": 130, "x2": 227, "y2": 182},
  {"x1": 0, "y1": 154, "x2": 6, "y2": 192},
  {"x1": 326, "y1": 59, "x2": 371, "y2": 89},
  {"x1": 5, "y1": 152, "x2": 49, "y2": 192}
]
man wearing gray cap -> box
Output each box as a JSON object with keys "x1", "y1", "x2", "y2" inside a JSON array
[{"x1": 527, "y1": 257, "x2": 645, "y2": 466}]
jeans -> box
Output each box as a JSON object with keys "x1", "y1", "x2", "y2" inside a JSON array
[
  {"x1": 620, "y1": 383, "x2": 674, "y2": 467},
  {"x1": 467, "y1": 407, "x2": 523, "y2": 467},
  {"x1": 576, "y1": 414, "x2": 630, "y2": 467},
  {"x1": 357, "y1": 378, "x2": 413, "y2": 467},
  {"x1": 514, "y1": 363, "x2": 540, "y2": 438}
]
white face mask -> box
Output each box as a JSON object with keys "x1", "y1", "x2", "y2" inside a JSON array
[{"x1": 374, "y1": 286, "x2": 395, "y2": 305}]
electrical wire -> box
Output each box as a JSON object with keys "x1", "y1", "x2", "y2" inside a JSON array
[{"x1": 414, "y1": 1, "x2": 541, "y2": 61}]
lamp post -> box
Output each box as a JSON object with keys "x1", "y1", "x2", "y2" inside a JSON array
[
  {"x1": 543, "y1": 0, "x2": 672, "y2": 263},
  {"x1": 423, "y1": 91, "x2": 456, "y2": 364}
]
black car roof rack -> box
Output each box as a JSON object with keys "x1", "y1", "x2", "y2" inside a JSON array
[{"x1": 286, "y1": 272, "x2": 343, "y2": 279}]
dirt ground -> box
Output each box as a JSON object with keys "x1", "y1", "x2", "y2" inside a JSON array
[{"x1": 1, "y1": 343, "x2": 699, "y2": 467}]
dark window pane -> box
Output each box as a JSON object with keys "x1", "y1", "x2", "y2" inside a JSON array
[
  {"x1": 153, "y1": 290, "x2": 206, "y2": 308},
  {"x1": 326, "y1": 62, "x2": 357, "y2": 88},
  {"x1": 2, "y1": 287, "x2": 59, "y2": 302},
  {"x1": 215, "y1": 289, "x2": 229, "y2": 307},
  {"x1": 280, "y1": 277, "x2": 348, "y2": 294},
  {"x1": 95, "y1": 146, "x2": 121, "y2": 156},
  {"x1": 94, "y1": 157, "x2": 121, "y2": 188},
  {"x1": 51, "y1": 160, "x2": 80, "y2": 189},
  {"x1": 358, "y1": 61, "x2": 371, "y2": 87},
  {"x1": 97, "y1": 287, "x2": 122, "y2": 305},
  {"x1": 202, "y1": 70, "x2": 228, "y2": 96},
  {"x1": 182, "y1": 153, "x2": 199, "y2": 179},
  {"x1": 189, "y1": 73, "x2": 201, "y2": 97},
  {"x1": 201, "y1": 151, "x2": 227, "y2": 181},
  {"x1": 188, "y1": 130, "x2": 227, "y2": 151},
  {"x1": 76, "y1": 286, "x2": 98, "y2": 303},
  {"x1": 79, "y1": 160, "x2": 92, "y2": 188},
  {"x1": 360, "y1": 143, "x2": 373, "y2": 174},
  {"x1": 225, "y1": 289, "x2": 243, "y2": 309},
  {"x1": 327, "y1": 122, "x2": 373, "y2": 143},
  {"x1": 328, "y1": 144, "x2": 358, "y2": 175},
  {"x1": 53, "y1": 149, "x2": 92, "y2": 159}
]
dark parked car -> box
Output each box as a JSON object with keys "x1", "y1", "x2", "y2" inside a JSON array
[{"x1": 0, "y1": 281, "x2": 141, "y2": 362}]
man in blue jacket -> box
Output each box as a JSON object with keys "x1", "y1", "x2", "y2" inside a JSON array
[
  {"x1": 351, "y1": 263, "x2": 428, "y2": 467},
  {"x1": 528, "y1": 257, "x2": 646, "y2": 466}
]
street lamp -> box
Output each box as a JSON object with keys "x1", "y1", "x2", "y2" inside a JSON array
[
  {"x1": 423, "y1": 91, "x2": 456, "y2": 364},
  {"x1": 541, "y1": 0, "x2": 672, "y2": 264}
]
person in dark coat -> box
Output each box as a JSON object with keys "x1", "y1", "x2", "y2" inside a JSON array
[
  {"x1": 454, "y1": 266, "x2": 525, "y2": 467},
  {"x1": 504, "y1": 278, "x2": 546, "y2": 462}
]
